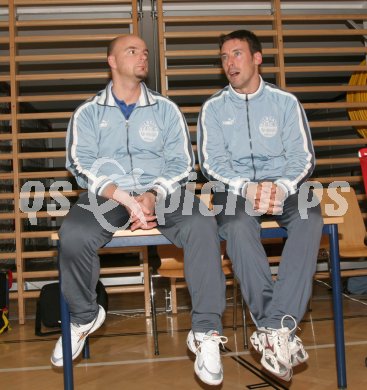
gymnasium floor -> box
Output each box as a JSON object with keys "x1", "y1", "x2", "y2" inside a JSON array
[{"x1": 1, "y1": 281, "x2": 367, "y2": 390}]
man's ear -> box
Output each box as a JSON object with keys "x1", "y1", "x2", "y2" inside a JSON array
[
  {"x1": 107, "y1": 55, "x2": 116, "y2": 69},
  {"x1": 254, "y1": 52, "x2": 263, "y2": 66}
]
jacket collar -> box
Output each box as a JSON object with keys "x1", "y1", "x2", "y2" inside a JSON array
[
  {"x1": 228, "y1": 76, "x2": 264, "y2": 103},
  {"x1": 97, "y1": 81, "x2": 157, "y2": 107}
]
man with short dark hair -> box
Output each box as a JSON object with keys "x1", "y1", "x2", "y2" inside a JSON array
[{"x1": 198, "y1": 29, "x2": 323, "y2": 381}]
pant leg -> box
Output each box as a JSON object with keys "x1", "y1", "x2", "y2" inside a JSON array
[
  {"x1": 265, "y1": 192, "x2": 323, "y2": 329},
  {"x1": 59, "y1": 192, "x2": 130, "y2": 324},
  {"x1": 212, "y1": 191, "x2": 274, "y2": 328},
  {"x1": 157, "y1": 188, "x2": 226, "y2": 333}
]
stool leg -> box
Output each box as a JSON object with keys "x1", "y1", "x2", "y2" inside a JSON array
[
  {"x1": 232, "y1": 278, "x2": 238, "y2": 330},
  {"x1": 164, "y1": 289, "x2": 172, "y2": 312},
  {"x1": 241, "y1": 297, "x2": 249, "y2": 350},
  {"x1": 58, "y1": 240, "x2": 74, "y2": 390},
  {"x1": 170, "y1": 278, "x2": 178, "y2": 314},
  {"x1": 60, "y1": 291, "x2": 74, "y2": 390},
  {"x1": 149, "y1": 268, "x2": 159, "y2": 355},
  {"x1": 83, "y1": 338, "x2": 90, "y2": 359}
]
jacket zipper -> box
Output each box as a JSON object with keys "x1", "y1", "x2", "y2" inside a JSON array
[
  {"x1": 125, "y1": 119, "x2": 138, "y2": 188},
  {"x1": 246, "y1": 95, "x2": 256, "y2": 181}
]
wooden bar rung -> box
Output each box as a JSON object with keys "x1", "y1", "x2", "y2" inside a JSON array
[
  {"x1": 106, "y1": 286, "x2": 145, "y2": 294},
  {"x1": 18, "y1": 94, "x2": 92, "y2": 102},
  {"x1": 281, "y1": 14, "x2": 367, "y2": 21},
  {"x1": 17, "y1": 131, "x2": 66, "y2": 139},
  {"x1": 164, "y1": 30, "x2": 277, "y2": 39},
  {"x1": 287, "y1": 85, "x2": 367, "y2": 93},
  {"x1": 283, "y1": 29, "x2": 367, "y2": 37},
  {"x1": 16, "y1": 72, "x2": 109, "y2": 82},
  {"x1": 15, "y1": 54, "x2": 105, "y2": 62},
  {"x1": 316, "y1": 158, "x2": 359, "y2": 165},
  {"x1": 15, "y1": 0, "x2": 132, "y2": 4},
  {"x1": 18, "y1": 151, "x2": 65, "y2": 159},
  {"x1": 14, "y1": 34, "x2": 121, "y2": 44},
  {"x1": 313, "y1": 139, "x2": 367, "y2": 147},
  {"x1": 285, "y1": 65, "x2": 367, "y2": 73},
  {"x1": 162, "y1": 15, "x2": 275, "y2": 23},
  {"x1": 165, "y1": 66, "x2": 279, "y2": 76},
  {"x1": 16, "y1": 18, "x2": 132, "y2": 27},
  {"x1": 310, "y1": 120, "x2": 367, "y2": 127},
  {"x1": 0, "y1": 253, "x2": 16, "y2": 260}
]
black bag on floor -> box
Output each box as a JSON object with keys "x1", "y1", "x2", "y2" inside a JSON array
[
  {"x1": 0, "y1": 270, "x2": 12, "y2": 335},
  {"x1": 35, "y1": 280, "x2": 108, "y2": 336}
]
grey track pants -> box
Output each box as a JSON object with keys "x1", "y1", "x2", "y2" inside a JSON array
[
  {"x1": 213, "y1": 190, "x2": 323, "y2": 330},
  {"x1": 58, "y1": 188, "x2": 226, "y2": 333}
]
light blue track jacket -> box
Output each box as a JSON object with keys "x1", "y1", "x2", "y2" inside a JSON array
[
  {"x1": 198, "y1": 77, "x2": 315, "y2": 197},
  {"x1": 66, "y1": 81, "x2": 194, "y2": 198}
]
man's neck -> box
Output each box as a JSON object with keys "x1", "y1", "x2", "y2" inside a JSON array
[{"x1": 111, "y1": 79, "x2": 142, "y2": 105}]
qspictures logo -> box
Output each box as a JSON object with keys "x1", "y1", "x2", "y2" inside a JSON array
[
  {"x1": 19, "y1": 179, "x2": 351, "y2": 231},
  {"x1": 18, "y1": 157, "x2": 351, "y2": 229}
]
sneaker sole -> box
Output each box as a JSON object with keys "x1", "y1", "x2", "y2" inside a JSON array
[
  {"x1": 51, "y1": 305, "x2": 106, "y2": 367},
  {"x1": 194, "y1": 360, "x2": 223, "y2": 386},
  {"x1": 291, "y1": 352, "x2": 309, "y2": 367},
  {"x1": 290, "y1": 337, "x2": 309, "y2": 367},
  {"x1": 188, "y1": 330, "x2": 224, "y2": 386}
]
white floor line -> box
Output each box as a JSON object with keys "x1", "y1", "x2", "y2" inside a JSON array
[{"x1": 1, "y1": 339, "x2": 367, "y2": 374}]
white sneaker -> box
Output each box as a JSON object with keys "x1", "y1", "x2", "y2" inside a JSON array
[
  {"x1": 289, "y1": 335, "x2": 309, "y2": 367},
  {"x1": 51, "y1": 305, "x2": 106, "y2": 367},
  {"x1": 250, "y1": 327, "x2": 292, "y2": 381},
  {"x1": 253, "y1": 331, "x2": 308, "y2": 368},
  {"x1": 250, "y1": 315, "x2": 297, "y2": 381},
  {"x1": 187, "y1": 330, "x2": 228, "y2": 386}
]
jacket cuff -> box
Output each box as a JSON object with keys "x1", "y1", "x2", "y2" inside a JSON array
[
  {"x1": 241, "y1": 181, "x2": 251, "y2": 198},
  {"x1": 96, "y1": 178, "x2": 113, "y2": 196},
  {"x1": 150, "y1": 183, "x2": 167, "y2": 200}
]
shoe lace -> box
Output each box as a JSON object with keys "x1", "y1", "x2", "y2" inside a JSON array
[
  {"x1": 70, "y1": 322, "x2": 91, "y2": 343},
  {"x1": 201, "y1": 333, "x2": 228, "y2": 358},
  {"x1": 281, "y1": 314, "x2": 297, "y2": 333},
  {"x1": 275, "y1": 315, "x2": 298, "y2": 365},
  {"x1": 275, "y1": 327, "x2": 290, "y2": 355}
]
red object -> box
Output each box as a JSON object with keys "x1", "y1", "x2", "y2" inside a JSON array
[{"x1": 358, "y1": 148, "x2": 367, "y2": 195}]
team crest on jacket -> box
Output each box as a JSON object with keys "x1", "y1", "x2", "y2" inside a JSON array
[
  {"x1": 139, "y1": 120, "x2": 159, "y2": 142},
  {"x1": 259, "y1": 116, "x2": 277, "y2": 137}
]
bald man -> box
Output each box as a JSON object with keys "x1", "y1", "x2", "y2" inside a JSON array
[{"x1": 51, "y1": 35, "x2": 227, "y2": 387}]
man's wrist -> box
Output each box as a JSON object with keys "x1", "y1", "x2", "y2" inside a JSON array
[
  {"x1": 146, "y1": 186, "x2": 165, "y2": 203},
  {"x1": 146, "y1": 188, "x2": 158, "y2": 197}
]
